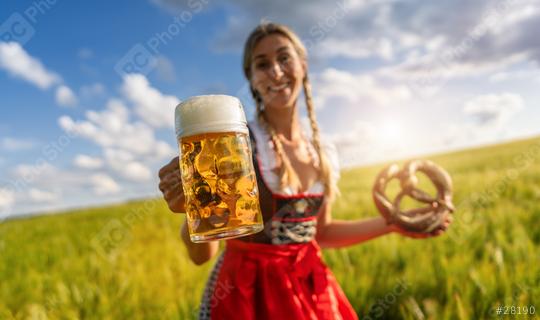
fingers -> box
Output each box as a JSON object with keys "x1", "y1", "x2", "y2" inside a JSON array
[
  {"x1": 158, "y1": 156, "x2": 186, "y2": 213},
  {"x1": 159, "y1": 180, "x2": 166, "y2": 193},
  {"x1": 427, "y1": 215, "x2": 453, "y2": 237},
  {"x1": 159, "y1": 157, "x2": 182, "y2": 193},
  {"x1": 159, "y1": 173, "x2": 183, "y2": 196},
  {"x1": 158, "y1": 156, "x2": 180, "y2": 179},
  {"x1": 169, "y1": 194, "x2": 186, "y2": 213},
  {"x1": 161, "y1": 182, "x2": 185, "y2": 213},
  {"x1": 393, "y1": 226, "x2": 430, "y2": 239},
  {"x1": 438, "y1": 214, "x2": 453, "y2": 232},
  {"x1": 163, "y1": 188, "x2": 181, "y2": 202},
  {"x1": 397, "y1": 223, "x2": 447, "y2": 239},
  {"x1": 164, "y1": 170, "x2": 183, "y2": 187}
]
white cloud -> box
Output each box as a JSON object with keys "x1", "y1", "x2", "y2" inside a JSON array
[
  {"x1": 80, "y1": 83, "x2": 105, "y2": 98},
  {"x1": 58, "y1": 99, "x2": 174, "y2": 157},
  {"x1": 4, "y1": 153, "x2": 162, "y2": 215},
  {"x1": 58, "y1": 95, "x2": 175, "y2": 183},
  {"x1": 0, "y1": 188, "x2": 15, "y2": 214},
  {"x1": 313, "y1": 68, "x2": 411, "y2": 110},
  {"x1": 90, "y1": 173, "x2": 121, "y2": 195},
  {"x1": 426, "y1": 93, "x2": 526, "y2": 150},
  {"x1": 489, "y1": 4, "x2": 539, "y2": 35},
  {"x1": 121, "y1": 73, "x2": 179, "y2": 128},
  {"x1": 328, "y1": 120, "x2": 420, "y2": 167},
  {"x1": 374, "y1": 0, "x2": 540, "y2": 84},
  {"x1": 13, "y1": 162, "x2": 57, "y2": 181},
  {"x1": 9, "y1": 163, "x2": 93, "y2": 199},
  {"x1": 1, "y1": 137, "x2": 35, "y2": 151},
  {"x1": 28, "y1": 188, "x2": 60, "y2": 203},
  {"x1": 55, "y1": 85, "x2": 78, "y2": 107},
  {"x1": 73, "y1": 154, "x2": 104, "y2": 169},
  {"x1": 463, "y1": 93, "x2": 524, "y2": 127},
  {"x1": 0, "y1": 42, "x2": 60, "y2": 90},
  {"x1": 436, "y1": 120, "x2": 519, "y2": 151},
  {"x1": 120, "y1": 161, "x2": 152, "y2": 182},
  {"x1": 202, "y1": 0, "x2": 540, "y2": 82},
  {"x1": 104, "y1": 148, "x2": 152, "y2": 182},
  {"x1": 78, "y1": 48, "x2": 94, "y2": 59},
  {"x1": 104, "y1": 148, "x2": 135, "y2": 164},
  {"x1": 155, "y1": 140, "x2": 176, "y2": 159},
  {"x1": 488, "y1": 67, "x2": 540, "y2": 83},
  {"x1": 489, "y1": 72, "x2": 511, "y2": 82},
  {"x1": 315, "y1": 37, "x2": 394, "y2": 60},
  {"x1": 378, "y1": 47, "x2": 529, "y2": 90}
]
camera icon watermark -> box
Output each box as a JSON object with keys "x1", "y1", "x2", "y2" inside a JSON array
[
  {"x1": 91, "y1": 219, "x2": 133, "y2": 260},
  {"x1": 114, "y1": 43, "x2": 158, "y2": 76},
  {"x1": 0, "y1": 12, "x2": 36, "y2": 44},
  {"x1": 90, "y1": 198, "x2": 159, "y2": 261},
  {"x1": 114, "y1": 0, "x2": 209, "y2": 77},
  {"x1": 0, "y1": 0, "x2": 59, "y2": 46}
]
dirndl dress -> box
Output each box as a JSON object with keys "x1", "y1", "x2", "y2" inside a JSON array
[{"x1": 198, "y1": 120, "x2": 358, "y2": 320}]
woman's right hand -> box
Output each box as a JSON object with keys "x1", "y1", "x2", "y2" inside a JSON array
[
  {"x1": 158, "y1": 156, "x2": 186, "y2": 213},
  {"x1": 159, "y1": 156, "x2": 219, "y2": 264}
]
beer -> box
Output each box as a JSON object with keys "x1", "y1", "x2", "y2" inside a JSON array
[{"x1": 175, "y1": 95, "x2": 263, "y2": 242}]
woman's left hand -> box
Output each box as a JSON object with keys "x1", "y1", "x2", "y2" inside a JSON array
[{"x1": 390, "y1": 214, "x2": 453, "y2": 239}]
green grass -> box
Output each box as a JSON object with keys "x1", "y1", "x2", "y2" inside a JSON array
[{"x1": 1, "y1": 137, "x2": 539, "y2": 319}]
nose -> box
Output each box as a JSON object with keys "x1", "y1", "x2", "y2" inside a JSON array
[{"x1": 268, "y1": 62, "x2": 284, "y2": 79}]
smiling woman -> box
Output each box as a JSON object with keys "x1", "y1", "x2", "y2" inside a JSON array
[{"x1": 157, "y1": 22, "x2": 452, "y2": 320}]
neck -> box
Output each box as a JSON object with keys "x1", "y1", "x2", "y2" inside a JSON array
[{"x1": 263, "y1": 104, "x2": 302, "y2": 141}]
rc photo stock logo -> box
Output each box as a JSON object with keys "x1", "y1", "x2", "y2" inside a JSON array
[
  {"x1": 91, "y1": 219, "x2": 133, "y2": 261},
  {"x1": 114, "y1": 0, "x2": 209, "y2": 77},
  {"x1": 114, "y1": 43, "x2": 158, "y2": 77},
  {"x1": 0, "y1": 0, "x2": 59, "y2": 45},
  {"x1": 0, "y1": 12, "x2": 35, "y2": 44}
]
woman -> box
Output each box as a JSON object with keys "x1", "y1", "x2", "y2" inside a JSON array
[{"x1": 158, "y1": 23, "x2": 452, "y2": 319}]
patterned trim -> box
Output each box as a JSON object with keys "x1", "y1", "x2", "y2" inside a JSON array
[
  {"x1": 271, "y1": 218, "x2": 317, "y2": 244},
  {"x1": 245, "y1": 122, "x2": 328, "y2": 245}
]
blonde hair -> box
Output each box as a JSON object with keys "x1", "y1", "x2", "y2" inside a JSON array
[{"x1": 242, "y1": 22, "x2": 338, "y2": 201}]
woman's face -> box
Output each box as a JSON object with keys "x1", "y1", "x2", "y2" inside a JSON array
[{"x1": 250, "y1": 34, "x2": 306, "y2": 111}]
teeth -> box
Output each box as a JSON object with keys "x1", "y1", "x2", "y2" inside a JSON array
[{"x1": 269, "y1": 83, "x2": 289, "y2": 91}]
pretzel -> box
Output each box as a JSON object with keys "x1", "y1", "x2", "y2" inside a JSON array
[{"x1": 372, "y1": 160, "x2": 455, "y2": 233}]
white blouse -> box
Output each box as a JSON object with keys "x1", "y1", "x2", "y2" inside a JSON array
[{"x1": 248, "y1": 120, "x2": 340, "y2": 196}]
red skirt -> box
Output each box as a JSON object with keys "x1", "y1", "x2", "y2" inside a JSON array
[{"x1": 204, "y1": 239, "x2": 358, "y2": 320}]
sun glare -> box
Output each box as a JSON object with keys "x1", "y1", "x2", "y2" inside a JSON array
[{"x1": 379, "y1": 120, "x2": 402, "y2": 144}]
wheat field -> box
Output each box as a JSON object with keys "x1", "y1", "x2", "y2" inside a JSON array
[{"x1": 0, "y1": 137, "x2": 539, "y2": 319}]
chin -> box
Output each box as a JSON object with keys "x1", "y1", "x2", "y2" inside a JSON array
[{"x1": 264, "y1": 93, "x2": 297, "y2": 109}]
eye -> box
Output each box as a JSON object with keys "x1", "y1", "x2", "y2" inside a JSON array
[
  {"x1": 278, "y1": 54, "x2": 290, "y2": 64},
  {"x1": 255, "y1": 61, "x2": 270, "y2": 70}
]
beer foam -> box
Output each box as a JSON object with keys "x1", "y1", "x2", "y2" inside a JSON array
[{"x1": 175, "y1": 95, "x2": 248, "y2": 138}]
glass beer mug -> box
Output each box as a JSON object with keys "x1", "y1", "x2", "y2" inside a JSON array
[{"x1": 175, "y1": 95, "x2": 264, "y2": 242}]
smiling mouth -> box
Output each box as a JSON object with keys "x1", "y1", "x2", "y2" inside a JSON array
[{"x1": 268, "y1": 82, "x2": 290, "y2": 92}]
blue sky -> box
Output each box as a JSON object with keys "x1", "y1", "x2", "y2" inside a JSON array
[{"x1": 1, "y1": 0, "x2": 539, "y2": 217}]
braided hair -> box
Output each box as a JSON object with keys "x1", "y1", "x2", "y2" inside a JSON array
[{"x1": 243, "y1": 22, "x2": 339, "y2": 201}]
